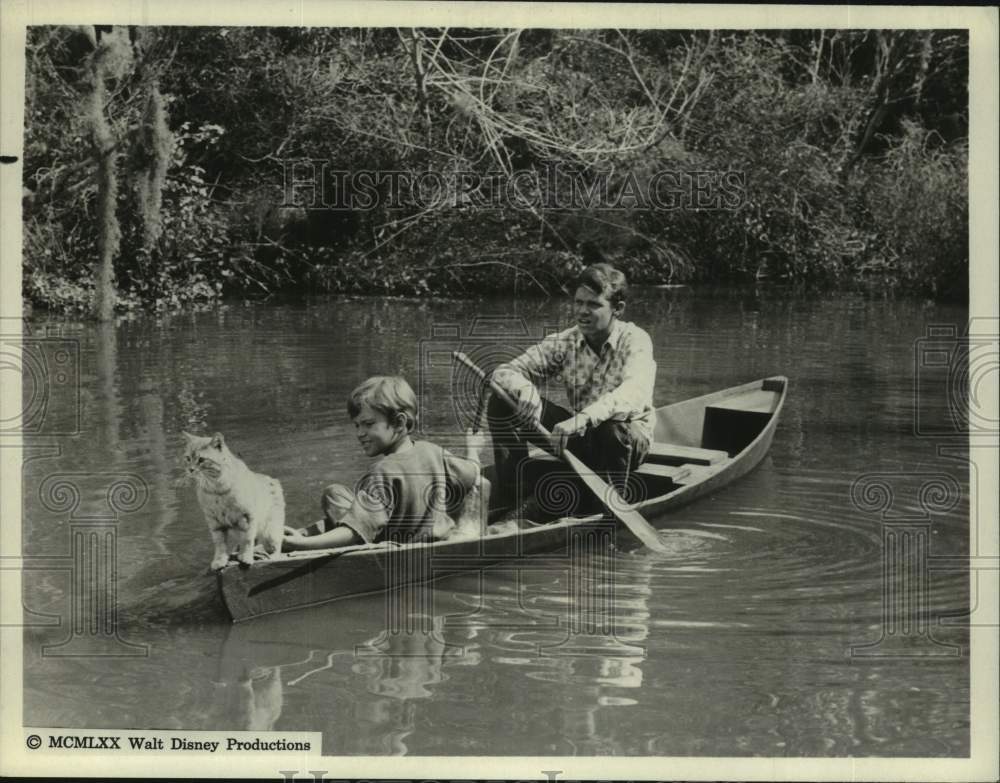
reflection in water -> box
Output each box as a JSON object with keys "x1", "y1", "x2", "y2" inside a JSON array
[
  {"x1": 444, "y1": 546, "x2": 654, "y2": 755},
  {"x1": 208, "y1": 622, "x2": 296, "y2": 732},
  {"x1": 94, "y1": 321, "x2": 120, "y2": 452},
  {"x1": 351, "y1": 583, "x2": 462, "y2": 755},
  {"x1": 207, "y1": 581, "x2": 472, "y2": 755},
  {"x1": 355, "y1": 616, "x2": 450, "y2": 700},
  {"x1": 548, "y1": 553, "x2": 651, "y2": 756},
  {"x1": 199, "y1": 666, "x2": 284, "y2": 732},
  {"x1": 351, "y1": 642, "x2": 438, "y2": 753},
  {"x1": 140, "y1": 392, "x2": 177, "y2": 553}
]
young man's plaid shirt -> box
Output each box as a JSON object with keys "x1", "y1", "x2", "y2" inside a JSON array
[{"x1": 496, "y1": 318, "x2": 657, "y2": 443}]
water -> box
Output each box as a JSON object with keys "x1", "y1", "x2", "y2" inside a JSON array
[{"x1": 20, "y1": 288, "x2": 971, "y2": 756}]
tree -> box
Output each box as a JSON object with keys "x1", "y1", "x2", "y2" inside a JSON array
[{"x1": 86, "y1": 26, "x2": 133, "y2": 320}]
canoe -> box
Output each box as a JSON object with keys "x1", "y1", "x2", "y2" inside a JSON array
[{"x1": 219, "y1": 376, "x2": 788, "y2": 622}]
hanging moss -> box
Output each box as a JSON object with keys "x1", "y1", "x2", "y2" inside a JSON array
[
  {"x1": 94, "y1": 26, "x2": 134, "y2": 80},
  {"x1": 132, "y1": 83, "x2": 173, "y2": 250},
  {"x1": 89, "y1": 56, "x2": 120, "y2": 321}
]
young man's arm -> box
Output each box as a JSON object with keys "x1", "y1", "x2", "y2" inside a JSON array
[
  {"x1": 492, "y1": 331, "x2": 568, "y2": 421},
  {"x1": 578, "y1": 327, "x2": 656, "y2": 427}
]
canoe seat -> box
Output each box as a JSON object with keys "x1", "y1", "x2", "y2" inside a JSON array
[
  {"x1": 635, "y1": 463, "x2": 691, "y2": 482},
  {"x1": 648, "y1": 442, "x2": 729, "y2": 465},
  {"x1": 528, "y1": 444, "x2": 690, "y2": 482}
]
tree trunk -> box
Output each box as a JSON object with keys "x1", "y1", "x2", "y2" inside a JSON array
[
  {"x1": 90, "y1": 59, "x2": 120, "y2": 321},
  {"x1": 400, "y1": 29, "x2": 432, "y2": 143}
]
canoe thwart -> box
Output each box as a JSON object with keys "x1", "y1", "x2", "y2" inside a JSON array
[
  {"x1": 529, "y1": 445, "x2": 702, "y2": 478},
  {"x1": 648, "y1": 442, "x2": 729, "y2": 465},
  {"x1": 703, "y1": 391, "x2": 777, "y2": 414},
  {"x1": 534, "y1": 441, "x2": 724, "y2": 469}
]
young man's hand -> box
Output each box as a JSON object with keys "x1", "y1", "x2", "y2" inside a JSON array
[
  {"x1": 550, "y1": 413, "x2": 590, "y2": 455},
  {"x1": 495, "y1": 369, "x2": 542, "y2": 427}
]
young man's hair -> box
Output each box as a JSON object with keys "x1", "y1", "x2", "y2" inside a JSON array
[
  {"x1": 347, "y1": 375, "x2": 418, "y2": 432},
  {"x1": 578, "y1": 262, "x2": 628, "y2": 305}
]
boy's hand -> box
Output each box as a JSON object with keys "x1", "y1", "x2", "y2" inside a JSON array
[
  {"x1": 282, "y1": 529, "x2": 308, "y2": 550},
  {"x1": 464, "y1": 428, "x2": 489, "y2": 462}
]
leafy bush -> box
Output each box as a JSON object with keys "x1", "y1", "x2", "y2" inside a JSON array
[
  {"x1": 23, "y1": 26, "x2": 969, "y2": 311},
  {"x1": 862, "y1": 122, "x2": 967, "y2": 298}
]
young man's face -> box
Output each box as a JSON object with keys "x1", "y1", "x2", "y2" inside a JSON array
[
  {"x1": 352, "y1": 404, "x2": 406, "y2": 457},
  {"x1": 573, "y1": 285, "x2": 623, "y2": 340}
]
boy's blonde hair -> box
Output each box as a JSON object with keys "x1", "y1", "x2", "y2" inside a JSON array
[{"x1": 347, "y1": 375, "x2": 418, "y2": 432}]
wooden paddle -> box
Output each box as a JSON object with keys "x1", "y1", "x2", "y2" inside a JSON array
[
  {"x1": 470, "y1": 367, "x2": 490, "y2": 435},
  {"x1": 452, "y1": 351, "x2": 669, "y2": 553}
]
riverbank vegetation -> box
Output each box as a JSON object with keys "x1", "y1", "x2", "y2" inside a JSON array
[{"x1": 23, "y1": 27, "x2": 968, "y2": 316}]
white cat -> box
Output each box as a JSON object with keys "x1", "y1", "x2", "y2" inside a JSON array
[{"x1": 183, "y1": 432, "x2": 284, "y2": 571}]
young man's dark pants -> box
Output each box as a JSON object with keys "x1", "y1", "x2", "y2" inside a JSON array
[{"x1": 486, "y1": 394, "x2": 650, "y2": 511}]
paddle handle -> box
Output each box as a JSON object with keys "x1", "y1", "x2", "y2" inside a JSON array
[
  {"x1": 470, "y1": 375, "x2": 489, "y2": 435},
  {"x1": 453, "y1": 352, "x2": 553, "y2": 439}
]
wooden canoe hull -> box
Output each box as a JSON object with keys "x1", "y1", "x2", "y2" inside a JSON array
[{"x1": 219, "y1": 376, "x2": 787, "y2": 622}]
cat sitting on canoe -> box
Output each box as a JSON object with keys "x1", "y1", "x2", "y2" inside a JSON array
[{"x1": 183, "y1": 432, "x2": 284, "y2": 571}]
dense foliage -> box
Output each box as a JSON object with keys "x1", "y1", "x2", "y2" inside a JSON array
[{"x1": 23, "y1": 26, "x2": 968, "y2": 314}]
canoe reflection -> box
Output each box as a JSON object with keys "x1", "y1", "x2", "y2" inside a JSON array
[
  {"x1": 211, "y1": 551, "x2": 654, "y2": 753},
  {"x1": 351, "y1": 610, "x2": 471, "y2": 754},
  {"x1": 354, "y1": 613, "x2": 465, "y2": 700},
  {"x1": 214, "y1": 582, "x2": 467, "y2": 753},
  {"x1": 230, "y1": 666, "x2": 283, "y2": 732}
]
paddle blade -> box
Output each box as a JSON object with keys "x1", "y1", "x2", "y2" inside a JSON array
[{"x1": 563, "y1": 451, "x2": 669, "y2": 553}]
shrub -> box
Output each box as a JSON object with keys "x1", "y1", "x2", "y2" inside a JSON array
[{"x1": 862, "y1": 121, "x2": 967, "y2": 298}]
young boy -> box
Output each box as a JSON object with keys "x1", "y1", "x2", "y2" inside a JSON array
[{"x1": 282, "y1": 376, "x2": 490, "y2": 551}]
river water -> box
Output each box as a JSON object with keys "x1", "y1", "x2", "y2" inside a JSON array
[{"x1": 20, "y1": 287, "x2": 971, "y2": 756}]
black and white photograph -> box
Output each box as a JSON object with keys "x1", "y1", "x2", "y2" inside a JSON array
[{"x1": 1, "y1": 3, "x2": 997, "y2": 781}]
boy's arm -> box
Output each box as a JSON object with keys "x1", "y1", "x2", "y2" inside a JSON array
[
  {"x1": 283, "y1": 484, "x2": 390, "y2": 551},
  {"x1": 453, "y1": 473, "x2": 490, "y2": 536},
  {"x1": 283, "y1": 524, "x2": 362, "y2": 551},
  {"x1": 448, "y1": 431, "x2": 491, "y2": 537}
]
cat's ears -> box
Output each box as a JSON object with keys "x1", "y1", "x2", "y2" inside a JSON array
[{"x1": 182, "y1": 431, "x2": 225, "y2": 449}]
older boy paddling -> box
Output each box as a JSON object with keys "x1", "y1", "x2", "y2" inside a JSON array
[{"x1": 487, "y1": 263, "x2": 657, "y2": 515}]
